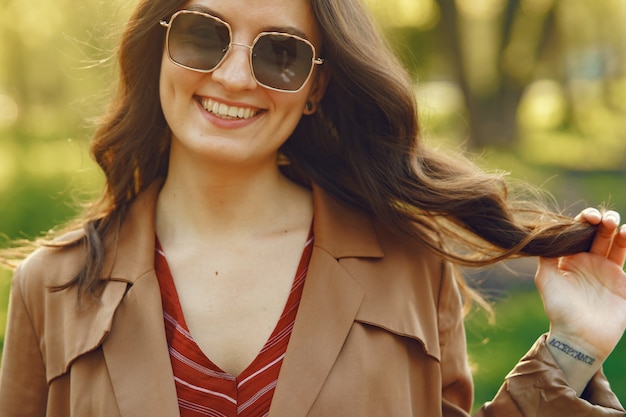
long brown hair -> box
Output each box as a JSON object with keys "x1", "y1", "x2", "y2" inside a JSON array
[
  {"x1": 285, "y1": 0, "x2": 596, "y2": 261},
  {"x1": 11, "y1": 0, "x2": 596, "y2": 303}
]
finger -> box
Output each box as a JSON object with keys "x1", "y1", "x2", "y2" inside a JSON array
[
  {"x1": 607, "y1": 224, "x2": 626, "y2": 266},
  {"x1": 576, "y1": 207, "x2": 602, "y2": 224},
  {"x1": 589, "y1": 210, "x2": 620, "y2": 257}
]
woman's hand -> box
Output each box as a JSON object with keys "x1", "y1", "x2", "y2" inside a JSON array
[{"x1": 535, "y1": 208, "x2": 626, "y2": 394}]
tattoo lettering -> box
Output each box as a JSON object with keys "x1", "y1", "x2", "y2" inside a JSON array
[{"x1": 548, "y1": 338, "x2": 596, "y2": 365}]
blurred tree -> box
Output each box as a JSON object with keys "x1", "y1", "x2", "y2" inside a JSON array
[
  {"x1": 367, "y1": 0, "x2": 626, "y2": 159},
  {"x1": 0, "y1": 0, "x2": 125, "y2": 242},
  {"x1": 414, "y1": 0, "x2": 562, "y2": 147},
  {"x1": 0, "y1": 0, "x2": 128, "y2": 142}
]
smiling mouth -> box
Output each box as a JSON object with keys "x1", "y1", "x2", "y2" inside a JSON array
[{"x1": 199, "y1": 97, "x2": 260, "y2": 120}]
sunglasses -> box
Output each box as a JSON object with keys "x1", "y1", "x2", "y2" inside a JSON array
[{"x1": 159, "y1": 10, "x2": 324, "y2": 93}]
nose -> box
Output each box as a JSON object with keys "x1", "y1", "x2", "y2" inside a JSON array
[{"x1": 210, "y1": 43, "x2": 258, "y2": 92}]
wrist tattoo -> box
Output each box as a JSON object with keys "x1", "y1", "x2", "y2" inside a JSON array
[{"x1": 548, "y1": 338, "x2": 596, "y2": 365}]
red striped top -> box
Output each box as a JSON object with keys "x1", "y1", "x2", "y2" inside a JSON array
[{"x1": 155, "y1": 234, "x2": 313, "y2": 417}]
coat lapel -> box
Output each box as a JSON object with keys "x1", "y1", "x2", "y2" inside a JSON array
[
  {"x1": 102, "y1": 270, "x2": 180, "y2": 417},
  {"x1": 269, "y1": 187, "x2": 384, "y2": 417},
  {"x1": 268, "y1": 248, "x2": 364, "y2": 416},
  {"x1": 99, "y1": 181, "x2": 180, "y2": 417}
]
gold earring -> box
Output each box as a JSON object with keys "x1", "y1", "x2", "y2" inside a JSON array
[
  {"x1": 304, "y1": 100, "x2": 315, "y2": 115},
  {"x1": 277, "y1": 152, "x2": 291, "y2": 166}
]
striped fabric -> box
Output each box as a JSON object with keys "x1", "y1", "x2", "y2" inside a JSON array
[{"x1": 155, "y1": 233, "x2": 313, "y2": 417}]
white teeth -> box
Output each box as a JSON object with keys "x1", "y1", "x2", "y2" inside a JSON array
[{"x1": 201, "y1": 98, "x2": 257, "y2": 120}]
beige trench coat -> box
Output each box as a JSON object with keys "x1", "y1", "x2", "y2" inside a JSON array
[{"x1": 0, "y1": 181, "x2": 623, "y2": 416}]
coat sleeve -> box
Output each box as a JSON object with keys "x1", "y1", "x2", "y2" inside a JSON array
[
  {"x1": 437, "y1": 261, "x2": 475, "y2": 416},
  {"x1": 0, "y1": 267, "x2": 49, "y2": 417}
]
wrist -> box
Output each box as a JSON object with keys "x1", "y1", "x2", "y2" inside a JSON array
[
  {"x1": 547, "y1": 336, "x2": 597, "y2": 366},
  {"x1": 545, "y1": 331, "x2": 603, "y2": 396},
  {"x1": 547, "y1": 328, "x2": 609, "y2": 363}
]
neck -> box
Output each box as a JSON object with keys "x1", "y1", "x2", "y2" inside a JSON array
[{"x1": 155, "y1": 161, "x2": 312, "y2": 244}]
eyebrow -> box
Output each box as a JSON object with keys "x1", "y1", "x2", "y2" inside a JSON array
[{"x1": 182, "y1": 5, "x2": 311, "y2": 40}]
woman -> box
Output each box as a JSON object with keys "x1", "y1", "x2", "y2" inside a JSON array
[{"x1": 1, "y1": 0, "x2": 625, "y2": 415}]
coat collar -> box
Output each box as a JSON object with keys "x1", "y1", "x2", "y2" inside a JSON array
[
  {"x1": 99, "y1": 181, "x2": 387, "y2": 417},
  {"x1": 101, "y1": 180, "x2": 163, "y2": 283},
  {"x1": 310, "y1": 186, "x2": 384, "y2": 259},
  {"x1": 95, "y1": 179, "x2": 179, "y2": 416}
]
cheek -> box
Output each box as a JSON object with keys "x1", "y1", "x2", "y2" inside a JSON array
[
  {"x1": 159, "y1": 54, "x2": 175, "y2": 108},
  {"x1": 159, "y1": 54, "x2": 201, "y2": 115},
  {"x1": 267, "y1": 92, "x2": 310, "y2": 144},
  {"x1": 276, "y1": 96, "x2": 307, "y2": 128},
  {"x1": 270, "y1": 88, "x2": 309, "y2": 115},
  {"x1": 159, "y1": 56, "x2": 195, "y2": 132},
  {"x1": 159, "y1": 54, "x2": 184, "y2": 107}
]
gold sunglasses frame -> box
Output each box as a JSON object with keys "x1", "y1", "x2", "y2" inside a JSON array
[{"x1": 159, "y1": 10, "x2": 324, "y2": 93}]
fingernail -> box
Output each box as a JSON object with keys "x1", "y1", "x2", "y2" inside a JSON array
[
  {"x1": 584, "y1": 208, "x2": 601, "y2": 219},
  {"x1": 605, "y1": 212, "x2": 620, "y2": 224}
]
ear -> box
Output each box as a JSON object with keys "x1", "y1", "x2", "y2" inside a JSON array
[{"x1": 307, "y1": 66, "x2": 331, "y2": 108}]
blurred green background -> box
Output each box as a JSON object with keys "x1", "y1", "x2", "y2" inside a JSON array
[{"x1": 0, "y1": 0, "x2": 625, "y2": 409}]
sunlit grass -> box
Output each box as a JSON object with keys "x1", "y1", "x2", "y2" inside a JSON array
[
  {"x1": 0, "y1": 139, "x2": 102, "y2": 244},
  {"x1": 517, "y1": 131, "x2": 626, "y2": 170}
]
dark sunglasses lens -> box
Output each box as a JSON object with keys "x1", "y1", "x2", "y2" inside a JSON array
[
  {"x1": 168, "y1": 13, "x2": 230, "y2": 71},
  {"x1": 252, "y1": 34, "x2": 314, "y2": 91}
]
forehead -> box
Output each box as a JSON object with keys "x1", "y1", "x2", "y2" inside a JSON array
[{"x1": 182, "y1": 0, "x2": 318, "y2": 40}]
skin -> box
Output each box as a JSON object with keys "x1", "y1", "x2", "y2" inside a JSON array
[{"x1": 156, "y1": 0, "x2": 328, "y2": 376}]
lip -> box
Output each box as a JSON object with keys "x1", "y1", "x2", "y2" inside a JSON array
[{"x1": 194, "y1": 95, "x2": 265, "y2": 129}]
